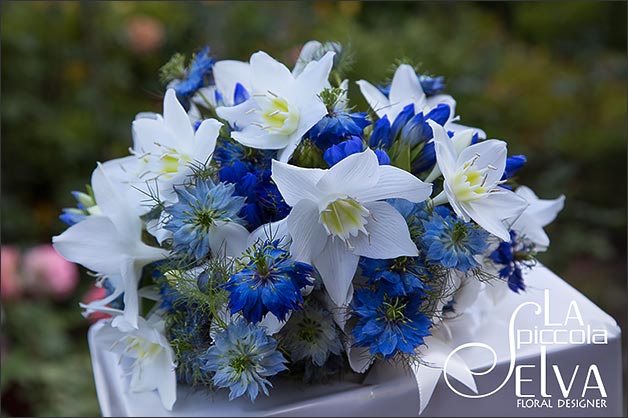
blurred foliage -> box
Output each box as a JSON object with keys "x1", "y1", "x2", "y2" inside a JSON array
[{"x1": 1, "y1": 1, "x2": 625, "y2": 416}]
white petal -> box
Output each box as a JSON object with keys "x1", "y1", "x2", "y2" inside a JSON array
[
  {"x1": 352, "y1": 201, "x2": 419, "y2": 259},
  {"x1": 192, "y1": 118, "x2": 221, "y2": 162},
  {"x1": 292, "y1": 40, "x2": 323, "y2": 75},
  {"x1": 249, "y1": 51, "x2": 294, "y2": 98},
  {"x1": 163, "y1": 89, "x2": 194, "y2": 142},
  {"x1": 314, "y1": 238, "x2": 359, "y2": 307},
  {"x1": 286, "y1": 200, "x2": 328, "y2": 262},
  {"x1": 429, "y1": 120, "x2": 458, "y2": 179},
  {"x1": 232, "y1": 126, "x2": 290, "y2": 150},
  {"x1": 213, "y1": 60, "x2": 251, "y2": 104},
  {"x1": 132, "y1": 117, "x2": 177, "y2": 152},
  {"x1": 247, "y1": 218, "x2": 290, "y2": 248},
  {"x1": 457, "y1": 139, "x2": 507, "y2": 185},
  {"x1": 294, "y1": 51, "x2": 335, "y2": 98},
  {"x1": 316, "y1": 149, "x2": 380, "y2": 196},
  {"x1": 451, "y1": 129, "x2": 476, "y2": 155},
  {"x1": 271, "y1": 160, "x2": 325, "y2": 206},
  {"x1": 464, "y1": 189, "x2": 528, "y2": 241},
  {"x1": 215, "y1": 99, "x2": 258, "y2": 130},
  {"x1": 276, "y1": 140, "x2": 300, "y2": 163},
  {"x1": 347, "y1": 346, "x2": 374, "y2": 374},
  {"x1": 209, "y1": 221, "x2": 250, "y2": 258},
  {"x1": 155, "y1": 351, "x2": 177, "y2": 411},
  {"x1": 120, "y1": 257, "x2": 142, "y2": 329},
  {"x1": 513, "y1": 215, "x2": 550, "y2": 249},
  {"x1": 353, "y1": 164, "x2": 432, "y2": 203},
  {"x1": 259, "y1": 312, "x2": 289, "y2": 335},
  {"x1": 92, "y1": 164, "x2": 142, "y2": 239},
  {"x1": 520, "y1": 189, "x2": 565, "y2": 227},
  {"x1": 52, "y1": 216, "x2": 124, "y2": 277},
  {"x1": 356, "y1": 80, "x2": 390, "y2": 119},
  {"x1": 446, "y1": 122, "x2": 487, "y2": 140},
  {"x1": 389, "y1": 64, "x2": 425, "y2": 109}
]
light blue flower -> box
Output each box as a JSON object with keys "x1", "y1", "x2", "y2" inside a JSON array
[
  {"x1": 279, "y1": 300, "x2": 342, "y2": 367},
  {"x1": 204, "y1": 319, "x2": 288, "y2": 401},
  {"x1": 164, "y1": 180, "x2": 247, "y2": 260},
  {"x1": 421, "y1": 206, "x2": 489, "y2": 272}
]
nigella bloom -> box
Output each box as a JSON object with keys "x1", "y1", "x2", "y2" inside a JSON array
[
  {"x1": 359, "y1": 256, "x2": 430, "y2": 297},
  {"x1": 224, "y1": 240, "x2": 314, "y2": 323},
  {"x1": 172, "y1": 46, "x2": 215, "y2": 105},
  {"x1": 204, "y1": 319, "x2": 288, "y2": 401},
  {"x1": 421, "y1": 206, "x2": 489, "y2": 272},
  {"x1": 351, "y1": 287, "x2": 432, "y2": 358},
  {"x1": 279, "y1": 300, "x2": 342, "y2": 367},
  {"x1": 59, "y1": 190, "x2": 100, "y2": 226},
  {"x1": 163, "y1": 179, "x2": 249, "y2": 260},
  {"x1": 489, "y1": 231, "x2": 536, "y2": 293}
]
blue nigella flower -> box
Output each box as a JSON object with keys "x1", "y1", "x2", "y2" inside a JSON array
[
  {"x1": 489, "y1": 231, "x2": 535, "y2": 293},
  {"x1": 172, "y1": 46, "x2": 215, "y2": 104},
  {"x1": 307, "y1": 112, "x2": 370, "y2": 151},
  {"x1": 360, "y1": 257, "x2": 430, "y2": 297},
  {"x1": 224, "y1": 240, "x2": 314, "y2": 323},
  {"x1": 59, "y1": 190, "x2": 97, "y2": 226},
  {"x1": 204, "y1": 318, "x2": 288, "y2": 401},
  {"x1": 323, "y1": 136, "x2": 390, "y2": 167},
  {"x1": 388, "y1": 199, "x2": 431, "y2": 243},
  {"x1": 163, "y1": 180, "x2": 246, "y2": 260},
  {"x1": 351, "y1": 287, "x2": 432, "y2": 358},
  {"x1": 421, "y1": 206, "x2": 489, "y2": 272},
  {"x1": 280, "y1": 300, "x2": 343, "y2": 367}
]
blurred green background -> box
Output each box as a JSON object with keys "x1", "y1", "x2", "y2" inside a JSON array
[{"x1": 1, "y1": 1, "x2": 626, "y2": 416}]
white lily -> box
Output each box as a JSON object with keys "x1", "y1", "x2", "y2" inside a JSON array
[
  {"x1": 192, "y1": 59, "x2": 252, "y2": 109},
  {"x1": 510, "y1": 185, "x2": 565, "y2": 250},
  {"x1": 53, "y1": 164, "x2": 169, "y2": 329},
  {"x1": 356, "y1": 64, "x2": 455, "y2": 124},
  {"x1": 95, "y1": 314, "x2": 177, "y2": 411},
  {"x1": 216, "y1": 50, "x2": 334, "y2": 163},
  {"x1": 271, "y1": 148, "x2": 432, "y2": 306},
  {"x1": 102, "y1": 89, "x2": 222, "y2": 206},
  {"x1": 424, "y1": 128, "x2": 477, "y2": 183},
  {"x1": 430, "y1": 120, "x2": 528, "y2": 242}
]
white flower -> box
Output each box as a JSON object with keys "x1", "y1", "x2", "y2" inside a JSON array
[
  {"x1": 95, "y1": 314, "x2": 177, "y2": 411},
  {"x1": 102, "y1": 89, "x2": 222, "y2": 206},
  {"x1": 357, "y1": 64, "x2": 485, "y2": 138},
  {"x1": 430, "y1": 120, "x2": 528, "y2": 241},
  {"x1": 192, "y1": 59, "x2": 252, "y2": 109},
  {"x1": 356, "y1": 64, "x2": 454, "y2": 123},
  {"x1": 511, "y1": 185, "x2": 565, "y2": 250},
  {"x1": 424, "y1": 128, "x2": 477, "y2": 183},
  {"x1": 216, "y1": 50, "x2": 335, "y2": 163},
  {"x1": 53, "y1": 164, "x2": 169, "y2": 329},
  {"x1": 271, "y1": 149, "x2": 432, "y2": 306}
]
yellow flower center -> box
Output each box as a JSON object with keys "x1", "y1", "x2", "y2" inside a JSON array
[
  {"x1": 320, "y1": 197, "x2": 370, "y2": 241},
  {"x1": 449, "y1": 154, "x2": 495, "y2": 202},
  {"x1": 257, "y1": 92, "x2": 299, "y2": 135}
]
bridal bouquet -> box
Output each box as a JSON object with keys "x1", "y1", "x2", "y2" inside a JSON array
[{"x1": 52, "y1": 41, "x2": 565, "y2": 412}]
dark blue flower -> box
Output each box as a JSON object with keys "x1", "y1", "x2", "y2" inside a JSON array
[
  {"x1": 422, "y1": 206, "x2": 489, "y2": 272},
  {"x1": 163, "y1": 180, "x2": 246, "y2": 260},
  {"x1": 224, "y1": 240, "x2": 314, "y2": 323},
  {"x1": 360, "y1": 257, "x2": 430, "y2": 297},
  {"x1": 204, "y1": 318, "x2": 288, "y2": 401},
  {"x1": 501, "y1": 155, "x2": 527, "y2": 180},
  {"x1": 172, "y1": 46, "x2": 215, "y2": 103},
  {"x1": 351, "y1": 287, "x2": 432, "y2": 358},
  {"x1": 489, "y1": 231, "x2": 535, "y2": 293},
  {"x1": 418, "y1": 74, "x2": 446, "y2": 96},
  {"x1": 307, "y1": 112, "x2": 370, "y2": 150},
  {"x1": 324, "y1": 136, "x2": 391, "y2": 167}
]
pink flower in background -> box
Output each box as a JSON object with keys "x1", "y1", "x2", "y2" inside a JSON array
[
  {"x1": 126, "y1": 15, "x2": 165, "y2": 55},
  {"x1": 1, "y1": 246, "x2": 22, "y2": 300},
  {"x1": 22, "y1": 245, "x2": 79, "y2": 300}
]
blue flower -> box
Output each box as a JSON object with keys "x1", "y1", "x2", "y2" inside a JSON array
[
  {"x1": 359, "y1": 257, "x2": 430, "y2": 297},
  {"x1": 323, "y1": 136, "x2": 390, "y2": 167},
  {"x1": 421, "y1": 206, "x2": 489, "y2": 272},
  {"x1": 418, "y1": 74, "x2": 446, "y2": 96},
  {"x1": 172, "y1": 46, "x2": 215, "y2": 103},
  {"x1": 377, "y1": 73, "x2": 445, "y2": 97},
  {"x1": 204, "y1": 318, "x2": 288, "y2": 401},
  {"x1": 164, "y1": 180, "x2": 246, "y2": 260},
  {"x1": 501, "y1": 155, "x2": 527, "y2": 180},
  {"x1": 387, "y1": 199, "x2": 430, "y2": 242},
  {"x1": 280, "y1": 300, "x2": 342, "y2": 367},
  {"x1": 351, "y1": 288, "x2": 432, "y2": 358},
  {"x1": 307, "y1": 112, "x2": 370, "y2": 150},
  {"x1": 224, "y1": 240, "x2": 314, "y2": 323},
  {"x1": 489, "y1": 231, "x2": 535, "y2": 293},
  {"x1": 59, "y1": 190, "x2": 96, "y2": 226}
]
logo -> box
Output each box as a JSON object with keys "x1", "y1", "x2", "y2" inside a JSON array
[{"x1": 444, "y1": 290, "x2": 609, "y2": 410}]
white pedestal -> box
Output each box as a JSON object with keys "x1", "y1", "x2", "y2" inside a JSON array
[{"x1": 88, "y1": 265, "x2": 623, "y2": 417}]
